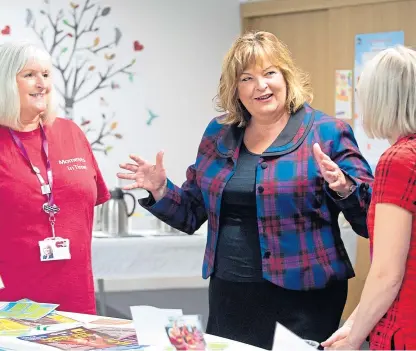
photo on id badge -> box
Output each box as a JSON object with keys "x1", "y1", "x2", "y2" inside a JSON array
[{"x1": 39, "y1": 238, "x2": 71, "y2": 262}]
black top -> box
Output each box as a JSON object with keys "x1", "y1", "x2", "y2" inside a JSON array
[{"x1": 214, "y1": 143, "x2": 264, "y2": 282}]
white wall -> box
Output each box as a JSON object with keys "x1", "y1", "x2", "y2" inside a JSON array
[
  {"x1": 0, "y1": 0, "x2": 241, "y2": 219},
  {"x1": 92, "y1": 0, "x2": 241, "y2": 188}
]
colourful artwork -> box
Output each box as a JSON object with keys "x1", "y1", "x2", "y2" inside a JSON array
[
  {"x1": 335, "y1": 70, "x2": 353, "y2": 120},
  {"x1": 24, "y1": 0, "x2": 153, "y2": 154},
  {"x1": 18, "y1": 326, "x2": 142, "y2": 350},
  {"x1": 165, "y1": 315, "x2": 206, "y2": 351},
  {"x1": 353, "y1": 31, "x2": 404, "y2": 170}
]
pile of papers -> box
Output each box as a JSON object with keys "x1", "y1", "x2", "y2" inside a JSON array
[
  {"x1": 130, "y1": 306, "x2": 317, "y2": 351},
  {"x1": 0, "y1": 301, "x2": 317, "y2": 350},
  {"x1": 0, "y1": 299, "x2": 143, "y2": 350}
]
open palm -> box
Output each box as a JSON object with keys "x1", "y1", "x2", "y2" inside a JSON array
[{"x1": 117, "y1": 151, "x2": 167, "y2": 194}]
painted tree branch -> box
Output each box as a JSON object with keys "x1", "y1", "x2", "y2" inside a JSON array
[
  {"x1": 45, "y1": 10, "x2": 66, "y2": 56},
  {"x1": 29, "y1": 20, "x2": 48, "y2": 51},
  {"x1": 28, "y1": 0, "x2": 131, "y2": 108},
  {"x1": 63, "y1": 0, "x2": 99, "y2": 73},
  {"x1": 26, "y1": 0, "x2": 133, "y2": 153},
  {"x1": 82, "y1": 113, "x2": 121, "y2": 154},
  {"x1": 75, "y1": 61, "x2": 135, "y2": 103}
]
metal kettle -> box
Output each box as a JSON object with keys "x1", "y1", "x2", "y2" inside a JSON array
[{"x1": 101, "y1": 187, "x2": 136, "y2": 236}]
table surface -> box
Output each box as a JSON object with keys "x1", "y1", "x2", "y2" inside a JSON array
[
  {"x1": 91, "y1": 223, "x2": 357, "y2": 282},
  {"x1": 0, "y1": 304, "x2": 264, "y2": 350},
  {"x1": 91, "y1": 231, "x2": 207, "y2": 281}
]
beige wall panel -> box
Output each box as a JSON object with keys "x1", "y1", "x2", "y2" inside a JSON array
[
  {"x1": 327, "y1": 0, "x2": 416, "y2": 116},
  {"x1": 245, "y1": 11, "x2": 330, "y2": 113}
]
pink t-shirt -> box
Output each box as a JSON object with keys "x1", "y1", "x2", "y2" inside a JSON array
[{"x1": 0, "y1": 118, "x2": 110, "y2": 314}]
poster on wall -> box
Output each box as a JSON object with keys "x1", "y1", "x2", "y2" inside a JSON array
[
  {"x1": 335, "y1": 70, "x2": 353, "y2": 120},
  {"x1": 354, "y1": 31, "x2": 404, "y2": 170}
]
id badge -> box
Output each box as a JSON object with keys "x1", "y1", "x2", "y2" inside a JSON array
[{"x1": 39, "y1": 237, "x2": 71, "y2": 262}]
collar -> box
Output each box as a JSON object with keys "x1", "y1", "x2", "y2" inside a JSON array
[
  {"x1": 396, "y1": 133, "x2": 416, "y2": 144},
  {"x1": 216, "y1": 104, "x2": 315, "y2": 158}
]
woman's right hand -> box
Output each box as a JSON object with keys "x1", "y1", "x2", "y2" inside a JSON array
[
  {"x1": 117, "y1": 151, "x2": 167, "y2": 201},
  {"x1": 320, "y1": 320, "x2": 353, "y2": 349}
]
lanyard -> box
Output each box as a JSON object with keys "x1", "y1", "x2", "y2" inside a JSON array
[{"x1": 9, "y1": 124, "x2": 60, "y2": 237}]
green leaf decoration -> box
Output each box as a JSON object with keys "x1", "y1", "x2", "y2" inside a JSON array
[
  {"x1": 146, "y1": 109, "x2": 158, "y2": 126},
  {"x1": 101, "y1": 7, "x2": 111, "y2": 16},
  {"x1": 128, "y1": 74, "x2": 134, "y2": 82},
  {"x1": 63, "y1": 19, "x2": 70, "y2": 26},
  {"x1": 131, "y1": 58, "x2": 136, "y2": 65},
  {"x1": 61, "y1": 47, "x2": 68, "y2": 54}
]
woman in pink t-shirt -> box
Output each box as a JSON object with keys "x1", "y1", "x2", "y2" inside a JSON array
[{"x1": 0, "y1": 41, "x2": 110, "y2": 314}]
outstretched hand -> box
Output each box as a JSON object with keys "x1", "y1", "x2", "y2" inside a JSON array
[
  {"x1": 117, "y1": 150, "x2": 167, "y2": 200},
  {"x1": 313, "y1": 143, "x2": 352, "y2": 196}
]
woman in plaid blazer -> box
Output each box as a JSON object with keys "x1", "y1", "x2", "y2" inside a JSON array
[
  {"x1": 322, "y1": 46, "x2": 416, "y2": 350},
  {"x1": 118, "y1": 31, "x2": 373, "y2": 350}
]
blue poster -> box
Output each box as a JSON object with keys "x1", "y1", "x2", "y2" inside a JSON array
[{"x1": 353, "y1": 31, "x2": 404, "y2": 171}]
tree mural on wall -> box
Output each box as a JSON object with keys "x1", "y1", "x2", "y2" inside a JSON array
[{"x1": 25, "y1": 0, "x2": 144, "y2": 154}]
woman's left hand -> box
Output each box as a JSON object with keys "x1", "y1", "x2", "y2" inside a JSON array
[{"x1": 313, "y1": 143, "x2": 353, "y2": 196}]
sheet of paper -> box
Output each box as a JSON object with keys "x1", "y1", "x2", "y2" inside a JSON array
[
  {"x1": 130, "y1": 305, "x2": 183, "y2": 347},
  {"x1": 335, "y1": 70, "x2": 353, "y2": 120},
  {"x1": 18, "y1": 326, "x2": 143, "y2": 350},
  {"x1": 0, "y1": 319, "x2": 32, "y2": 336},
  {"x1": 353, "y1": 31, "x2": 404, "y2": 170},
  {"x1": 0, "y1": 302, "x2": 58, "y2": 321},
  {"x1": 0, "y1": 275, "x2": 4, "y2": 290},
  {"x1": 272, "y1": 323, "x2": 316, "y2": 351}
]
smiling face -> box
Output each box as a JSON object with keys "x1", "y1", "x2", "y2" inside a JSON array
[
  {"x1": 237, "y1": 58, "x2": 288, "y2": 122},
  {"x1": 16, "y1": 58, "x2": 52, "y2": 123}
]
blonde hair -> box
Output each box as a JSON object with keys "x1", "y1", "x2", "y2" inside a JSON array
[
  {"x1": 357, "y1": 45, "x2": 416, "y2": 139},
  {"x1": 0, "y1": 41, "x2": 57, "y2": 129},
  {"x1": 215, "y1": 31, "x2": 313, "y2": 126}
]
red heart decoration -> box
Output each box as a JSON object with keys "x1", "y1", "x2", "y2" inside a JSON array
[
  {"x1": 133, "y1": 40, "x2": 144, "y2": 51},
  {"x1": 1, "y1": 25, "x2": 10, "y2": 35}
]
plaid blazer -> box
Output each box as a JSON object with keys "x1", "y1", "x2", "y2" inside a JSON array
[{"x1": 140, "y1": 104, "x2": 374, "y2": 290}]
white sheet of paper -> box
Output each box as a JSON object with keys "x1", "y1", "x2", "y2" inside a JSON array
[
  {"x1": 0, "y1": 275, "x2": 4, "y2": 289},
  {"x1": 272, "y1": 322, "x2": 317, "y2": 351},
  {"x1": 130, "y1": 305, "x2": 183, "y2": 347}
]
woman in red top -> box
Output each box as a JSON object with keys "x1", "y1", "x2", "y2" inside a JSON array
[
  {"x1": 322, "y1": 46, "x2": 416, "y2": 350},
  {"x1": 0, "y1": 41, "x2": 110, "y2": 314}
]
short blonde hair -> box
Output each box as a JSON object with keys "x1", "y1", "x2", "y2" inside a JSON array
[
  {"x1": 0, "y1": 41, "x2": 57, "y2": 129},
  {"x1": 357, "y1": 45, "x2": 416, "y2": 139},
  {"x1": 215, "y1": 31, "x2": 313, "y2": 126}
]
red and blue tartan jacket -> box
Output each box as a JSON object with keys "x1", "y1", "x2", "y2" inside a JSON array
[{"x1": 140, "y1": 104, "x2": 374, "y2": 290}]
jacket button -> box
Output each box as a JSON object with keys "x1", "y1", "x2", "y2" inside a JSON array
[
  {"x1": 360, "y1": 182, "x2": 370, "y2": 192},
  {"x1": 258, "y1": 186, "x2": 264, "y2": 193},
  {"x1": 261, "y1": 162, "x2": 268, "y2": 169},
  {"x1": 263, "y1": 251, "x2": 271, "y2": 259}
]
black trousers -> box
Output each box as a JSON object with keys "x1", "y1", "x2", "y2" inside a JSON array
[{"x1": 206, "y1": 276, "x2": 348, "y2": 350}]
